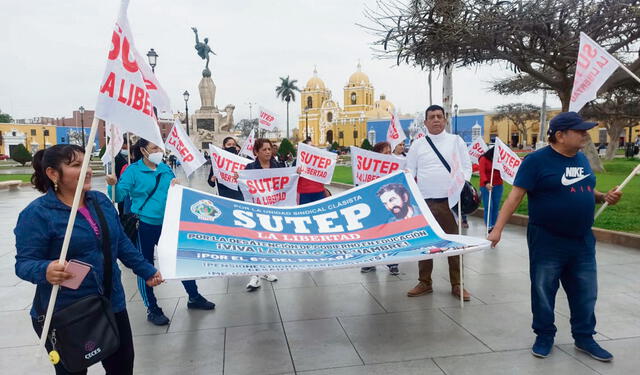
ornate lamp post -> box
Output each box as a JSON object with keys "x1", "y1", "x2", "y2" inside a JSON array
[
  {"x1": 146, "y1": 48, "x2": 158, "y2": 73},
  {"x1": 79, "y1": 106, "x2": 85, "y2": 148},
  {"x1": 453, "y1": 104, "x2": 459, "y2": 135},
  {"x1": 183, "y1": 91, "x2": 190, "y2": 136}
]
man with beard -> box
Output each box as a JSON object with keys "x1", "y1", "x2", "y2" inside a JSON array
[{"x1": 377, "y1": 183, "x2": 418, "y2": 222}]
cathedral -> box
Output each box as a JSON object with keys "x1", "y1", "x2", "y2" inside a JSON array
[{"x1": 297, "y1": 63, "x2": 397, "y2": 147}]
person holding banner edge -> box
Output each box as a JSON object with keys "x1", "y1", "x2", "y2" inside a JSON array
[
  {"x1": 405, "y1": 105, "x2": 472, "y2": 301},
  {"x1": 107, "y1": 139, "x2": 215, "y2": 326},
  {"x1": 487, "y1": 112, "x2": 622, "y2": 361},
  {"x1": 478, "y1": 146, "x2": 503, "y2": 232},
  {"x1": 15, "y1": 144, "x2": 163, "y2": 374}
]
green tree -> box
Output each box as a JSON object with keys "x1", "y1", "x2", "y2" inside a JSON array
[
  {"x1": 10, "y1": 144, "x2": 32, "y2": 166},
  {"x1": 275, "y1": 76, "x2": 300, "y2": 139},
  {"x1": 331, "y1": 141, "x2": 339, "y2": 151},
  {"x1": 360, "y1": 138, "x2": 373, "y2": 150},
  {"x1": 492, "y1": 104, "x2": 541, "y2": 148},
  {"x1": 234, "y1": 118, "x2": 258, "y2": 138},
  {"x1": 278, "y1": 138, "x2": 296, "y2": 159},
  {"x1": 0, "y1": 113, "x2": 13, "y2": 123}
]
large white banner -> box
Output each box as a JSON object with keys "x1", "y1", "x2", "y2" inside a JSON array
[
  {"x1": 238, "y1": 128, "x2": 256, "y2": 159},
  {"x1": 95, "y1": 0, "x2": 168, "y2": 148},
  {"x1": 492, "y1": 138, "x2": 521, "y2": 185},
  {"x1": 157, "y1": 172, "x2": 490, "y2": 279},
  {"x1": 165, "y1": 120, "x2": 206, "y2": 177},
  {"x1": 387, "y1": 111, "x2": 407, "y2": 150},
  {"x1": 350, "y1": 146, "x2": 406, "y2": 186},
  {"x1": 238, "y1": 167, "x2": 299, "y2": 206},
  {"x1": 468, "y1": 137, "x2": 488, "y2": 163},
  {"x1": 297, "y1": 142, "x2": 337, "y2": 184},
  {"x1": 209, "y1": 145, "x2": 252, "y2": 190},
  {"x1": 569, "y1": 32, "x2": 621, "y2": 112},
  {"x1": 258, "y1": 107, "x2": 278, "y2": 131}
]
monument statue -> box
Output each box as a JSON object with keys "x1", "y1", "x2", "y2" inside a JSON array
[{"x1": 191, "y1": 27, "x2": 216, "y2": 77}]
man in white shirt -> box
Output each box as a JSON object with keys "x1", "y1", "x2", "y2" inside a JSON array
[{"x1": 406, "y1": 105, "x2": 472, "y2": 301}]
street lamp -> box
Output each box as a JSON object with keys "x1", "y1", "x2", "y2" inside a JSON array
[
  {"x1": 79, "y1": 106, "x2": 85, "y2": 148},
  {"x1": 352, "y1": 118, "x2": 357, "y2": 146},
  {"x1": 183, "y1": 91, "x2": 190, "y2": 136},
  {"x1": 304, "y1": 106, "x2": 309, "y2": 140},
  {"x1": 453, "y1": 104, "x2": 459, "y2": 135},
  {"x1": 42, "y1": 127, "x2": 46, "y2": 150},
  {"x1": 146, "y1": 48, "x2": 158, "y2": 73}
]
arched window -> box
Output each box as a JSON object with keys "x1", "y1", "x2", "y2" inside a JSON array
[
  {"x1": 307, "y1": 96, "x2": 313, "y2": 108},
  {"x1": 350, "y1": 92, "x2": 357, "y2": 105},
  {"x1": 326, "y1": 130, "x2": 334, "y2": 144},
  {"x1": 327, "y1": 112, "x2": 333, "y2": 122}
]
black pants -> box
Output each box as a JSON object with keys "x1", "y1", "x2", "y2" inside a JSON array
[{"x1": 32, "y1": 309, "x2": 135, "y2": 375}]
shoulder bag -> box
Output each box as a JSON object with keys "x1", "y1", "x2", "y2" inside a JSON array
[{"x1": 120, "y1": 173, "x2": 162, "y2": 242}]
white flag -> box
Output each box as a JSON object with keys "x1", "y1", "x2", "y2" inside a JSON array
[
  {"x1": 101, "y1": 122, "x2": 124, "y2": 166},
  {"x1": 447, "y1": 141, "x2": 467, "y2": 209},
  {"x1": 387, "y1": 111, "x2": 407, "y2": 150},
  {"x1": 238, "y1": 167, "x2": 299, "y2": 207},
  {"x1": 258, "y1": 107, "x2": 278, "y2": 131},
  {"x1": 350, "y1": 146, "x2": 406, "y2": 186},
  {"x1": 492, "y1": 138, "x2": 522, "y2": 185},
  {"x1": 468, "y1": 137, "x2": 488, "y2": 163},
  {"x1": 209, "y1": 145, "x2": 252, "y2": 190},
  {"x1": 296, "y1": 142, "x2": 337, "y2": 184},
  {"x1": 239, "y1": 128, "x2": 256, "y2": 159},
  {"x1": 165, "y1": 120, "x2": 206, "y2": 177},
  {"x1": 95, "y1": 0, "x2": 169, "y2": 148},
  {"x1": 414, "y1": 127, "x2": 427, "y2": 140},
  {"x1": 569, "y1": 32, "x2": 621, "y2": 112}
]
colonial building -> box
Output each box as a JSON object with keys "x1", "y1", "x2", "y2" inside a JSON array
[{"x1": 0, "y1": 124, "x2": 57, "y2": 155}]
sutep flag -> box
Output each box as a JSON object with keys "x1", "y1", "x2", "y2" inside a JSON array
[
  {"x1": 447, "y1": 140, "x2": 467, "y2": 209},
  {"x1": 101, "y1": 122, "x2": 123, "y2": 166},
  {"x1": 209, "y1": 145, "x2": 252, "y2": 190},
  {"x1": 350, "y1": 146, "x2": 406, "y2": 186},
  {"x1": 468, "y1": 137, "x2": 488, "y2": 163},
  {"x1": 258, "y1": 107, "x2": 278, "y2": 131},
  {"x1": 165, "y1": 120, "x2": 206, "y2": 177},
  {"x1": 95, "y1": 0, "x2": 168, "y2": 148},
  {"x1": 387, "y1": 110, "x2": 407, "y2": 150},
  {"x1": 296, "y1": 142, "x2": 337, "y2": 184},
  {"x1": 492, "y1": 137, "x2": 521, "y2": 185},
  {"x1": 238, "y1": 167, "x2": 299, "y2": 207},
  {"x1": 569, "y1": 32, "x2": 621, "y2": 112},
  {"x1": 414, "y1": 127, "x2": 427, "y2": 140},
  {"x1": 239, "y1": 128, "x2": 256, "y2": 159}
]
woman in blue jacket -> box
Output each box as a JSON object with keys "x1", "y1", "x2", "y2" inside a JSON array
[
  {"x1": 106, "y1": 139, "x2": 215, "y2": 326},
  {"x1": 15, "y1": 144, "x2": 163, "y2": 375}
]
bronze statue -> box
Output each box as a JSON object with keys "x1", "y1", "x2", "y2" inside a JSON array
[{"x1": 191, "y1": 27, "x2": 216, "y2": 77}]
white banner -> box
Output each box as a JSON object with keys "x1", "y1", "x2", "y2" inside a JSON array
[
  {"x1": 165, "y1": 120, "x2": 206, "y2": 177},
  {"x1": 492, "y1": 138, "x2": 521, "y2": 185},
  {"x1": 448, "y1": 141, "x2": 467, "y2": 209},
  {"x1": 468, "y1": 137, "x2": 488, "y2": 163},
  {"x1": 258, "y1": 107, "x2": 278, "y2": 131},
  {"x1": 350, "y1": 146, "x2": 406, "y2": 186},
  {"x1": 387, "y1": 111, "x2": 407, "y2": 150},
  {"x1": 297, "y1": 142, "x2": 337, "y2": 184},
  {"x1": 101, "y1": 122, "x2": 123, "y2": 166},
  {"x1": 238, "y1": 128, "x2": 256, "y2": 159},
  {"x1": 209, "y1": 145, "x2": 252, "y2": 190},
  {"x1": 569, "y1": 32, "x2": 621, "y2": 113},
  {"x1": 238, "y1": 167, "x2": 299, "y2": 206},
  {"x1": 414, "y1": 127, "x2": 426, "y2": 140},
  {"x1": 95, "y1": 0, "x2": 168, "y2": 148}
]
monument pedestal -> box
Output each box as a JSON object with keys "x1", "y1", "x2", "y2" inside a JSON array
[{"x1": 190, "y1": 75, "x2": 237, "y2": 149}]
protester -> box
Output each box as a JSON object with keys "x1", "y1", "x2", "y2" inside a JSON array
[
  {"x1": 296, "y1": 138, "x2": 327, "y2": 204},
  {"x1": 106, "y1": 139, "x2": 215, "y2": 326},
  {"x1": 360, "y1": 141, "x2": 400, "y2": 275},
  {"x1": 487, "y1": 112, "x2": 622, "y2": 361},
  {"x1": 208, "y1": 136, "x2": 244, "y2": 201},
  {"x1": 15, "y1": 144, "x2": 163, "y2": 375},
  {"x1": 405, "y1": 104, "x2": 472, "y2": 301},
  {"x1": 478, "y1": 146, "x2": 503, "y2": 231},
  {"x1": 393, "y1": 142, "x2": 406, "y2": 157},
  {"x1": 242, "y1": 138, "x2": 281, "y2": 291}
]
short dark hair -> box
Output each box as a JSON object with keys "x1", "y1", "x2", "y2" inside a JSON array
[
  {"x1": 253, "y1": 138, "x2": 273, "y2": 155},
  {"x1": 31, "y1": 144, "x2": 85, "y2": 193},
  {"x1": 222, "y1": 137, "x2": 237, "y2": 147},
  {"x1": 376, "y1": 183, "x2": 409, "y2": 201},
  {"x1": 372, "y1": 141, "x2": 391, "y2": 154},
  {"x1": 303, "y1": 137, "x2": 312, "y2": 144},
  {"x1": 425, "y1": 105, "x2": 445, "y2": 119},
  {"x1": 547, "y1": 129, "x2": 566, "y2": 144}
]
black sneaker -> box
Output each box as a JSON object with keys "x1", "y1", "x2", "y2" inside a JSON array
[
  {"x1": 147, "y1": 307, "x2": 170, "y2": 326},
  {"x1": 360, "y1": 266, "x2": 376, "y2": 273},
  {"x1": 388, "y1": 265, "x2": 400, "y2": 275},
  {"x1": 187, "y1": 295, "x2": 216, "y2": 310}
]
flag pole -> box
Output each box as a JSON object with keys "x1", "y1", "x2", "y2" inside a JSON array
[
  {"x1": 594, "y1": 163, "x2": 640, "y2": 219},
  {"x1": 126, "y1": 132, "x2": 131, "y2": 164},
  {"x1": 110, "y1": 124, "x2": 117, "y2": 204},
  {"x1": 458, "y1": 202, "x2": 464, "y2": 309},
  {"x1": 485, "y1": 170, "x2": 495, "y2": 237},
  {"x1": 37, "y1": 117, "x2": 100, "y2": 356}
]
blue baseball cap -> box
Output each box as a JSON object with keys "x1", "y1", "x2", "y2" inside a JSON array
[{"x1": 548, "y1": 112, "x2": 597, "y2": 135}]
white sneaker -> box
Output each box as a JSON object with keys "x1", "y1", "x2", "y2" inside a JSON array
[
  {"x1": 246, "y1": 275, "x2": 261, "y2": 292},
  {"x1": 260, "y1": 274, "x2": 278, "y2": 282}
]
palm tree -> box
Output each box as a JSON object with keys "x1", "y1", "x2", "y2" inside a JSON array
[{"x1": 275, "y1": 76, "x2": 300, "y2": 139}]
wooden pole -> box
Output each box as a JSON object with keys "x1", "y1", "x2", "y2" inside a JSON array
[
  {"x1": 458, "y1": 202, "x2": 464, "y2": 309},
  {"x1": 594, "y1": 163, "x2": 640, "y2": 219},
  {"x1": 110, "y1": 124, "x2": 116, "y2": 204}
]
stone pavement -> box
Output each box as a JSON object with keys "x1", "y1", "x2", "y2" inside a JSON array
[{"x1": 1, "y1": 166, "x2": 639, "y2": 374}]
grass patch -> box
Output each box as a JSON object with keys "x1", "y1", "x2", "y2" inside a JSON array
[
  {"x1": 0, "y1": 174, "x2": 31, "y2": 182},
  {"x1": 333, "y1": 159, "x2": 640, "y2": 233}
]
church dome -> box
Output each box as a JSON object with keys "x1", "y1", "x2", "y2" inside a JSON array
[
  {"x1": 305, "y1": 67, "x2": 326, "y2": 90},
  {"x1": 374, "y1": 94, "x2": 394, "y2": 112},
  {"x1": 348, "y1": 62, "x2": 370, "y2": 86}
]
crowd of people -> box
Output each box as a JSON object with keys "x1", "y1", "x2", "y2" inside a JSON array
[{"x1": 13, "y1": 105, "x2": 623, "y2": 373}]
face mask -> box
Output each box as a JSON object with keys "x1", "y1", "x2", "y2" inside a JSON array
[
  {"x1": 146, "y1": 152, "x2": 164, "y2": 165},
  {"x1": 120, "y1": 149, "x2": 129, "y2": 156},
  {"x1": 224, "y1": 146, "x2": 238, "y2": 154}
]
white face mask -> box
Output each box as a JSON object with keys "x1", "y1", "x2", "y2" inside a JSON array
[
  {"x1": 120, "y1": 149, "x2": 129, "y2": 157},
  {"x1": 146, "y1": 152, "x2": 164, "y2": 165}
]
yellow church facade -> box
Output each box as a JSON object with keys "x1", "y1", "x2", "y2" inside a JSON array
[{"x1": 297, "y1": 64, "x2": 398, "y2": 147}]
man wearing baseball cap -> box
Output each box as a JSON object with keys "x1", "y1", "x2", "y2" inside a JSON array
[{"x1": 487, "y1": 112, "x2": 622, "y2": 361}]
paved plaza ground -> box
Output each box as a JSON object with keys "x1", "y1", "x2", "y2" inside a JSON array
[{"x1": 1, "y1": 167, "x2": 639, "y2": 374}]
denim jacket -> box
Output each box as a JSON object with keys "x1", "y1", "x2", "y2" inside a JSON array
[{"x1": 14, "y1": 189, "x2": 157, "y2": 318}]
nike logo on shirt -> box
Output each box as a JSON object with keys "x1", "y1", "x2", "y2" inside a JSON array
[{"x1": 561, "y1": 166, "x2": 591, "y2": 186}]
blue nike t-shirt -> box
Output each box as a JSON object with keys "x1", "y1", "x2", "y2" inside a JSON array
[{"x1": 514, "y1": 146, "x2": 596, "y2": 237}]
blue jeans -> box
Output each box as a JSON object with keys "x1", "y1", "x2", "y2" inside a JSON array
[
  {"x1": 480, "y1": 184, "x2": 503, "y2": 228},
  {"x1": 527, "y1": 224, "x2": 597, "y2": 340},
  {"x1": 137, "y1": 221, "x2": 200, "y2": 310}
]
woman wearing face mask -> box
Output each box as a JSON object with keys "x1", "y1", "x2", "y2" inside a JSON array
[
  {"x1": 16, "y1": 144, "x2": 163, "y2": 374},
  {"x1": 106, "y1": 139, "x2": 215, "y2": 326},
  {"x1": 208, "y1": 136, "x2": 244, "y2": 201}
]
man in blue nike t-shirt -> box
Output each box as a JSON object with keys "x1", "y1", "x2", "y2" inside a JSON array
[{"x1": 487, "y1": 112, "x2": 622, "y2": 362}]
